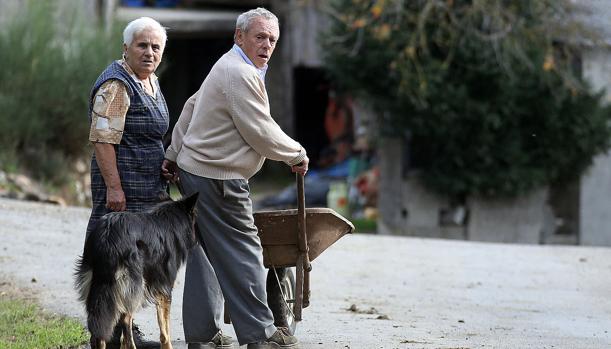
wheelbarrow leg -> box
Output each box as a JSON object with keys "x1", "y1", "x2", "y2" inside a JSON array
[
  {"x1": 303, "y1": 267, "x2": 310, "y2": 309},
  {"x1": 294, "y1": 255, "x2": 304, "y2": 321}
]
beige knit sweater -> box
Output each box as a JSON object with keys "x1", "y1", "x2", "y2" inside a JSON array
[{"x1": 165, "y1": 49, "x2": 306, "y2": 180}]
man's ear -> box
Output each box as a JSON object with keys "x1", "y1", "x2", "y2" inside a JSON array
[
  {"x1": 123, "y1": 43, "x2": 128, "y2": 58},
  {"x1": 235, "y1": 29, "x2": 243, "y2": 46}
]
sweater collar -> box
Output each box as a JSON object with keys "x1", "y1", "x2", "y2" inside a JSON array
[{"x1": 233, "y1": 44, "x2": 268, "y2": 83}]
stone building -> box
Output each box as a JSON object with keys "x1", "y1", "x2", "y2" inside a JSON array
[{"x1": 378, "y1": 0, "x2": 611, "y2": 246}]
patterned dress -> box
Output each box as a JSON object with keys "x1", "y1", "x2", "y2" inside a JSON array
[{"x1": 86, "y1": 60, "x2": 169, "y2": 235}]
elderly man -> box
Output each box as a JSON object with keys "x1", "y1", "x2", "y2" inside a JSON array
[{"x1": 162, "y1": 7, "x2": 306, "y2": 349}]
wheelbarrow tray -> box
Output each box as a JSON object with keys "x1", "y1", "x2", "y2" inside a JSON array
[{"x1": 255, "y1": 207, "x2": 354, "y2": 268}]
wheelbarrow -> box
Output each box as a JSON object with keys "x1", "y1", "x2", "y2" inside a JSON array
[{"x1": 224, "y1": 173, "x2": 354, "y2": 334}]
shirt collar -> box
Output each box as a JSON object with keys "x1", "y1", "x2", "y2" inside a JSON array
[
  {"x1": 233, "y1": 44, "x2": 268, "y2": 82},
  {"x1": 119, "y1": 58, "x2": 158, "y2": 97}
]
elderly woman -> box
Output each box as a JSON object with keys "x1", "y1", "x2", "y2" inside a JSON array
[{"x1": 85, "y1": 17, "x2": 169, "y2": 348}]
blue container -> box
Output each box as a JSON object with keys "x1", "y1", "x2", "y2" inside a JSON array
[
  {"x1": 155, "y1": 0, "x2": 179, "y2": 7},
  {"x1": 122, "y1": 0, "x2": 146, "y2": 6}
]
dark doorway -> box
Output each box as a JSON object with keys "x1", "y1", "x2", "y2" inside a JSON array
[
  {"x1": 293, "y1": 67, "x2": 330, "y2": 168},
  {"x1": 159, "y1": 35, "x2": 233, "y2": 128}
]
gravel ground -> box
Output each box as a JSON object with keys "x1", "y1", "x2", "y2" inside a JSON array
[{"x1": 1, "y1": 197, "x2": 610, "y2": 348}]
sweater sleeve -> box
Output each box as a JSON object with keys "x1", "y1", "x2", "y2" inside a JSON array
[
  {"x1": 228, "y1": 70, "x2": 306, "y2": 166},
  {"x1": 165, "y1": 91, "x2": 198, "y2": 162}
]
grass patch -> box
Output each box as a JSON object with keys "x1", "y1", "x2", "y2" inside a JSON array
[
  {"x1": 352, "y1": 218, "x2": 377, "y2": 233},
  {"x1": 0, "y1": 296, "x2": 88, "y2": 349}
]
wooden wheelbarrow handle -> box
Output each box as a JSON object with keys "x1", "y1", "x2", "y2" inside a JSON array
[
  {"x1": 296, "y1": 173, "x2": 312, "y2": 271},
  {"x1": 294, "y1": 173, "x2": 311, "y2": 320}
]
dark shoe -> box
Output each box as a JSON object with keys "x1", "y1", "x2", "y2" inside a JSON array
[
  {"x1": 107, "y1": 323, "x2": 160, "y2": 349},
  {"x1": 247, "y1": 327, "x2": 298, "y2": 348},
  {"x1": 187, "y1": 331, "x2": 234, "y2": 348}
]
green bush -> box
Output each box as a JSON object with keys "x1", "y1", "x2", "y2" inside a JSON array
[
  {"x1": 322, "y1": 0, "x2": 611, "y2": 198},
  {"x1": 0, "y1": 0, "x2": 121, "y2": 184}
]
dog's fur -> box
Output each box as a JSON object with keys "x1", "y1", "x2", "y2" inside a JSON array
[{"x1": 74, "y1": 192, "x2": 199, "y2": 349}]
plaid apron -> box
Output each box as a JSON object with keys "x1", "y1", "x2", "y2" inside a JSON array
[{"x1": 86, "y1": 61, "x2": 169, "y2": 235}]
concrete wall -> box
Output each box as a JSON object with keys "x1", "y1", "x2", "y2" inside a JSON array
[
  {"x1": 378, "y1": 139, "x2": 546, "y2": 243},
  {"x1": 287, "y1": 0, "x2": 329, "y2": 67},
  {"x1": 579, "y1": 47, "x2": 611, "y2": 246},
  {"x1": 467, "y1": 189, "x2": 547, "y2": 244},
  {"x1": 579, "y1": 154, "x2": 611, "y2": 245},
  {"x1": 378, "y1": 139, "x2": 466, "y2": 240},
  {"x1": 377, "y1": 138, "x2": 405, "y2": 235}
]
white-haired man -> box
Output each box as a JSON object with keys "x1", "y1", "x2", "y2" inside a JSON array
[
  {"x1": 162, "y1": 7, "x2": 306, "y2": 349},
  {"x1": 86, "y1": 16, "x2": 169, "y2": 348}
]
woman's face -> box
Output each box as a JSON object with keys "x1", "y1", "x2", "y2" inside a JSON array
[{"x1": 123, "y1": 29, "x2": 164, "y2": 79}]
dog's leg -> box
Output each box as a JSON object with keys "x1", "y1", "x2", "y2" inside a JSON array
[
  {"x1": 90, "y1": 336, "x2": 106, "y2": 349},
  {"x1": 119, "y1": 313, "x2": 137, "y2": 349},
  {"x1": 156, "y1": 295, "x2": 173, "y2": 349}
]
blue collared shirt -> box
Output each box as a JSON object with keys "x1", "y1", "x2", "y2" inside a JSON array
[{"x1": 233, "y1": 44, "x2": 268, "y2": 83}]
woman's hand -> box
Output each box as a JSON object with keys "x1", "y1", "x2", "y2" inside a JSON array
[
  {"x1": 161, "y1": 159, "x2": 179, "y2": 183},
  {"x1": 106, "y1": 187, "x2": 126, "y2": 211}
]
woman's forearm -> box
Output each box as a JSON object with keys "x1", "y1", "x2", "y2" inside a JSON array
[{"x1": 93, "y1": 142, "x2": 121, "y2": 190}]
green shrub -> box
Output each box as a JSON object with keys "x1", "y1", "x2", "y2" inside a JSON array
[
  {"x1": 0, "y1": 0, "x2": 122, "y2": 184},
  {"x1": 323, "y1": 0, "x2": 611, "y2": 198}
]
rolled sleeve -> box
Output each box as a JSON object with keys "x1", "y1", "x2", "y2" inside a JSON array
[
  {"x1": 287, "y1": 148, "x2": 307, "y2": 166},
  {"x1": 89, "y1": 80, "x2": 129, "y2": 144}
]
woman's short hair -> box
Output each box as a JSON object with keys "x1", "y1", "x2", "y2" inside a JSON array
[
  {"x1": 236, "y1": 7, "x2": 279, "y2": 33},
  {"x1": 123, "y1": 17, "x2": 167, "y2": 48}
]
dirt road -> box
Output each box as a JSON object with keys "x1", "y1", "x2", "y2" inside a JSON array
[{"x1": 1, "y1": 197, "x2": 610, "y2": 348}]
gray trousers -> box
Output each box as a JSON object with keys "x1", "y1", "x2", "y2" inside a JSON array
[{"x1": 179, "y1": 169, "x2": 277, "y2": 345}]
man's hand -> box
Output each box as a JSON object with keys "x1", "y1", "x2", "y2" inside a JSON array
[
  {"x1": 161, "y1": 159, "x2": 179, "y2": 183},
  {"x1": 291, "y1": 156, "x2": 309, "y2": 175},
  {"x1": 106, "y1": 187, "x2": 126, "y2": 211}
]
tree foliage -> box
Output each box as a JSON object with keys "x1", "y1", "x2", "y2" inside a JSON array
[
  {"x1": 322, "y1": 0, "x2": 611, "y2": 198},
  {"x1": 0, "y1": 0, "x2": 121, "y2": 184}
]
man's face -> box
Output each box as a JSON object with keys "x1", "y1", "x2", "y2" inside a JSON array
[
  {"x1": 236, "y1": 17, "x2": 279, "y2": 68},
  {"x1": 123, "y1": 29, "x2": 164, "y2": 79}
]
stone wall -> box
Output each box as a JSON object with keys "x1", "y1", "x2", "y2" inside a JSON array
[
  {"x1": 579, "y1": 47, "x2": 611, "y2": 246},
  {"x1": 378, "y1": 139, "x2": 547, "y2": 244}
]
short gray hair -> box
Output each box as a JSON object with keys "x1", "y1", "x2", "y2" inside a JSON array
[
  {"x1": 123, "y1": 17, "x2": 167, "y2": 48},
  {"x1": 236, "y1": 7, "x2": 279, "y2": 33}
]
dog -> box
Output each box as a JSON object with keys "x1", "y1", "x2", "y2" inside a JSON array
[{"x1": 75, "y1": 192, "x2": 199, "y2": 349}]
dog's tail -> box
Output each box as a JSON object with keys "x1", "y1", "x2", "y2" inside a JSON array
[
  {"x1": 75, "y1": 258, "x2": 119, "y2": 340},
  {"x1": 75, "y1": 254, "x2": 122, "y2": 340},
  {"x1": 75, "y1": 215, "x2": 147, "y2": 340}
]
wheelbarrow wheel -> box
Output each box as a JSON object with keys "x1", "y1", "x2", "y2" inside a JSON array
[{"x1": 267, "y1": 267, "x2": 297, "y2": 335}]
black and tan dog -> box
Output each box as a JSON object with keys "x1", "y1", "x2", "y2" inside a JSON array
[{"x1": 75, "y1": 193, "x2": 199, "y2": 349}]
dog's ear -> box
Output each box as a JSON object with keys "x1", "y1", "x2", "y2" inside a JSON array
[{"x1": 180, "y1": 192, "x2": 199, "y2": 212}]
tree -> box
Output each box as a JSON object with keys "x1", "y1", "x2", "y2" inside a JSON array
[{"x1": 322, "y1": 0, "x2": 611, "y2": 198}]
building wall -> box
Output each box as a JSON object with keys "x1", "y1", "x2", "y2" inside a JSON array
[{"x1": 579, "y1": 47, "x2": 611, "y2": 246}]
